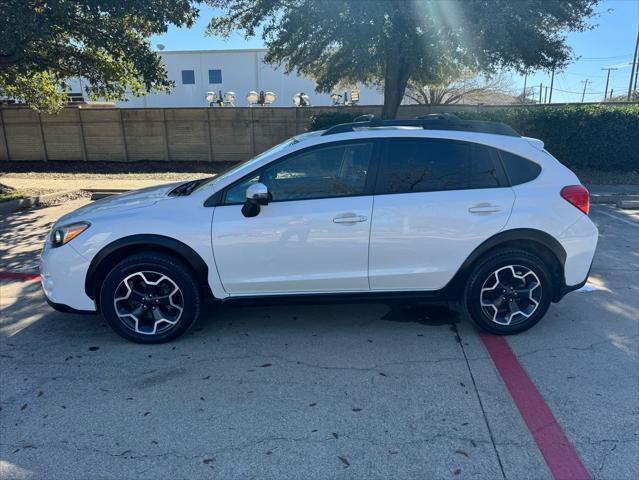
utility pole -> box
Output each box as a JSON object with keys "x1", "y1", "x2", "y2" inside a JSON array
[
  {"x1": 548, "y1": 68, "x2": 555, "y2": 103},
  {"x1": 601, "y1": 67, "x2": 618, "y2": 100},
  {"x1": 544, "y1": 86, "x2": 548, "y2": 104},
  {"x1": 539, "y1": 83, "x2": 543, "y2": 104},
  {"x1": 522, "y1": 73, "x2": 528, "y2": 103},
  {"x1": 628, "y1": 30, "x2": 639, "y2": 101},
  {"x1": 581, "y1": 79, "x2": 590, "y2": 103}
]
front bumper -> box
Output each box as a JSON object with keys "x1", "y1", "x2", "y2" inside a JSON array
[
  {"x1": 45, "y1": 296, "x2": 97, "y2": 315},
  {"x1": 40, "y1": 240, "x2": 97, "y2": 312}
]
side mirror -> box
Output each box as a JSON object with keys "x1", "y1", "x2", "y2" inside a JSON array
[
  {"x1": 242, "y1": 182, "x2": 270, "y2": 218},
  {"x1": 246, "y1": 182, "x2": 270, "y2": 205}
]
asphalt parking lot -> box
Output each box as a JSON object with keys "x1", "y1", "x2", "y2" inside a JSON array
[{"x1": 1, "y1": 200, "x2": 637, "y2": 480}]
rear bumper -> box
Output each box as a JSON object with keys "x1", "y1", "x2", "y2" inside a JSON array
[
  {"x1": 558, "y1": 215, "x2": 598, "y2": 287},
  {"x1": 555, "y1": 262, "x2": 592, "y2": 302}
]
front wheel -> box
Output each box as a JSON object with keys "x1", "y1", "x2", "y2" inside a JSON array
[
  {"x1": 100, "y1": 252, "x2": 201, "y2": 343},
  {"x1": 463, "y1": 249, "x2": 553, "y2": 335}
]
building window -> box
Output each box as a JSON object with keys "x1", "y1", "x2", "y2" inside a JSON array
[
  {"x1": 208, "y1": 69, "x2": 222, "y2": 84},
  {"x1": 181, "y1": 70, "x2": 195, "y2": 85}
]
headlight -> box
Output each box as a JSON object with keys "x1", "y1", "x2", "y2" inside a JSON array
[{"x1": 50, "y1": 222, "x2": 90, "y2": 248}]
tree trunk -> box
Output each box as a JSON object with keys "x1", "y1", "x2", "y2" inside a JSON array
[{"x1": 381, "y1": 56, "x2": 410, "y2": 119}]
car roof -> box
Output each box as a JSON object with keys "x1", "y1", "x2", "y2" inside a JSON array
[{"x1": 290, "y1": 126, "x2": 548, "y2": 167}]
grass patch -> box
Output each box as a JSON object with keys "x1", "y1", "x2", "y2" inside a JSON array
[
  {"x1": 0, "y1": 184, "x2": 59, "y2": 203},
  {"x1": 0, "y1": 184, "x2": 23, "y2": 203},
  {"x1": 1, "y1": 160, "x2": 237, "y2": 180}
]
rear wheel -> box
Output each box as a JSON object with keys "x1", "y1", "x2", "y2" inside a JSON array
[
  {"x1": 463, "y1": 249, "x2": 553, "y2": 334},
  {"x1": 100, "y1": 252, "x2": 201, "y2": 343}
]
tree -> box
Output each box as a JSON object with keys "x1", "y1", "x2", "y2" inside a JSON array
[
  {"x1": 606, "y1": 90, "x2": 638, "y2": 102},
  {"x1": 405, "y1": 71, "x2": 516, "y2": 105},
  {"x1": 207, "y1": 0, "x2": 598, "y2": 118},
  {"x1": 0, "y1": 1, "x2": 200, "y2": 113}
]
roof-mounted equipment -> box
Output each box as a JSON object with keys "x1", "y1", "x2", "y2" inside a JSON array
[{"x1": 321, "y1": 113, "x2": 520, "y2": 137}]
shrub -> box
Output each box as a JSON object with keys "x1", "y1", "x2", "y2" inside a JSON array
[{"x1": 455, "y1": 105, "x2": 639, "y2": 172}]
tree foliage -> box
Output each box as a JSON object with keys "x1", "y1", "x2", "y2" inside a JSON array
[
  {"x1": 0, "y1": 0, "x2": 200, "y2": 113},
  {"x1": 207, "y1": 0, "x2": 598, "y2": 118}
]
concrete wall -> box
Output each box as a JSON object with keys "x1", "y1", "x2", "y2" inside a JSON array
[{"x1": 0, "y1": 103, "x2": 565, "y2": 163}]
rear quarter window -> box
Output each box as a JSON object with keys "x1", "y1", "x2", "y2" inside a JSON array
[{"x1": 499, "y1": 151, "x2": 542, "y2": 185}]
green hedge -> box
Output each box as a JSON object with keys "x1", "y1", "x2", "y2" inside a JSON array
[
  {"x1": 456, "y1": 105, "x2": 638, "y2": 172},
  {"x1": 309, "y1": 105, "x2": 639, "y2": 172}
]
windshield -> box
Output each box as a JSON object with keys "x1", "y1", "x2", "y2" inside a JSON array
[{"x1": 195, "y1": 137, "x2": 300, "y2": 191}]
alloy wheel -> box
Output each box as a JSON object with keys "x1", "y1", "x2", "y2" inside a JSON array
[
  {"x1": 479, "y1": 265, "x2": 542, "y2": 326},
  {"x1": 113, "y1": 271, "x2": 184, "y2": 335}
]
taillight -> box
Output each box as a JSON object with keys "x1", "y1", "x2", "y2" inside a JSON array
[{"x1": 560, "y1": 185, "x2": 590, "y2": 214}]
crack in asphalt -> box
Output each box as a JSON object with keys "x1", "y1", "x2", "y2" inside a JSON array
[
  {"x1": 452, "y1": 324, "x2": 507, "y2": 480},
  {"x1": 1, "y1": 431, "x2": 497, "y2": 463}
]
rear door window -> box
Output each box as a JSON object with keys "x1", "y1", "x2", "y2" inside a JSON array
[{"x1": 378, "y1": 138, "x2": 506, "y2": 194}]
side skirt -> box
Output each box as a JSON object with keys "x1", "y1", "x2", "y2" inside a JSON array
[{"x1": 219, "y1": 289, "x2": 458, "y2": 307}]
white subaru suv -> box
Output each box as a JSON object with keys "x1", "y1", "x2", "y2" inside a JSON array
[{"x1": 40, "y1": 115, "x2": 598, "y2": 343}]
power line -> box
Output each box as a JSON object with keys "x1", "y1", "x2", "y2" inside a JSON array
[
  {"x1": 562, "y1": 71, "x2": 607, "y2": 79},
  {"x1": 578, "y1": 54, "x2": 634, "y2": 62},
  {"x1": 552, "y1": 87, "x2": 605, "y2": 95},
  {"x1": 580, "y1": 53, "x2": 633, "y2": 59}
]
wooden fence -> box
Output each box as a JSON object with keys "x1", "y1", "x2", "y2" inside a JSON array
[{"x1": 0, "y1": 103, "x2": 619, "y2": 163}]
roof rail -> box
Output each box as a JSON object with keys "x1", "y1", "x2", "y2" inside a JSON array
[{"x1": 321, "y1": 113, "x2": 520, "y2": 137}]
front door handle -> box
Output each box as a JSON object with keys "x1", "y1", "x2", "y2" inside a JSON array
[
  {"x1": 468, "y1": 204, "x2": 502, "y2": 214},
  {"x1": 333, "y1": 214, "x2": 368, "y2": 224}
]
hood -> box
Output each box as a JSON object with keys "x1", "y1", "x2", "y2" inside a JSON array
[{"x1": 56, "y1": 182, "x2": 181, "y2": 225}]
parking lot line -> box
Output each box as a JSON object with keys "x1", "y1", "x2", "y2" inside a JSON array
[
  {"x1": 592, "y1": 206, "x2": 639, "y2": 227},
  {"x1": 0, "y1": 271, "x2": 40, "y2": 281},
  {"x1": 479, "y1": 332, "x2": 592, "y2": 480}
]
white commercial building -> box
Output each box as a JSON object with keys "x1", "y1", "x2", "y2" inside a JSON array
[{"x1": 113, "y1": 48, "x2": 383, "y2": 108}]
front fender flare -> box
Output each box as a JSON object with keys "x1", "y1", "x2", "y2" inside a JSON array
[{"x1": 84, "y1": 234, "x2": 211, "y2": 301}]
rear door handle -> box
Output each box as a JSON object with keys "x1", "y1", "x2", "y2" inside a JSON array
[
  {"x1": 333, "y1": 214, "x2": 367, "y2": 224},
  {"x1": 468, "y1": 204, "x2": 502, "y2": 214}
]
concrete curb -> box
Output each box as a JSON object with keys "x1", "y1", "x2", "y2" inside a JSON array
[
  {"x1": 0, "y1": 189, "x2": 83, "y2": 215},
  {"x1": 616, "y1": 199, "x2": 639, "y2": 209},
  {"x1": 591, "y1": 193, "x2": 639, "y2": 208}
]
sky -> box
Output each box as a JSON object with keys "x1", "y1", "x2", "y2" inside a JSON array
[{"x1": 151, "y1": 0, "x2": 639, "y2": 104}]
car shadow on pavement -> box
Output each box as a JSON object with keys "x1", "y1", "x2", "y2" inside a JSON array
[{"x1": 1, "y1": 282, "x2": 465, "y2": 348}]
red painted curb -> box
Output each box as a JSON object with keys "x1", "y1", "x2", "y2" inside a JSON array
[
  {"x1": 479, "y1": 332, "x2": 591, "y2": 480},
  {"x1": 0, "y1": 271, "x2": 41, "y2": 281}
]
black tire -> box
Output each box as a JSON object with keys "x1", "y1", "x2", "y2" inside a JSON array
[
  {"x1": 99, "y1": 252, "x2": 201, "y2": 343},
  {"x1": 462, "y1": 248, "x2": 553, "y2": 335}
]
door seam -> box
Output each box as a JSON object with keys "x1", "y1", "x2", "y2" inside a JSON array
[{"x1": 366, "y1": 195, "x2": 376, "y2": 290}]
